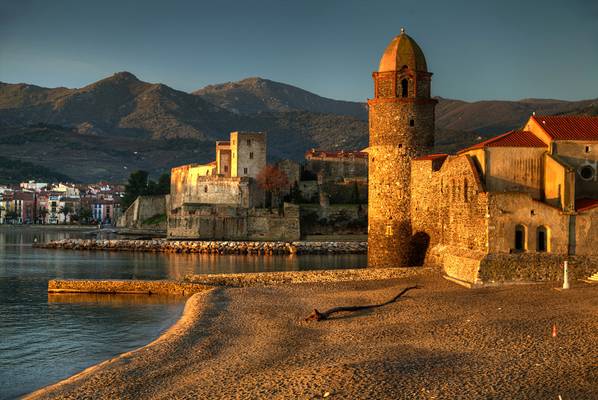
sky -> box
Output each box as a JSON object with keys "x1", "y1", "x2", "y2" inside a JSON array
[{"x1": 0, "y1": 0, "x2": 597, "y2": 102}]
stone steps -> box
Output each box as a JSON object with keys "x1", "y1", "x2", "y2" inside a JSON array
[{"x1": 586, "y1": 272, "x2": 598, "y2": 282}]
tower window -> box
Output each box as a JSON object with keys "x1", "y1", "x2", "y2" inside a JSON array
[
  {"x1": 243, "y1": 167, "x2": 248, "y2": 175},
  {"x1": 247, "y1": 139, "x2": 251, "y2": 146},
  {"x1": 249, "y1": 152, "x2": 254, "y2": 159},
  {"x1": 398, "y1": 144, "x2": 402, "y2": 148},
  {"x1": 204, "y1": 186, "x2": 208, "y2": 193},
  {"x1": 409, "y1": 119, "x2": 414, "y2": 127},
  {"x1": 401, "y1": 79, "x2": 408, "y2": 97}
]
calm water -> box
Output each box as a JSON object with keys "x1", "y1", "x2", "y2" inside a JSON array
[{"x1": 0, "y1": 228, "x2": 366, "y2": 399}]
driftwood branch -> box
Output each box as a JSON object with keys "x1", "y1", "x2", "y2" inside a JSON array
[{"x1": 305, "y1": 285, "x2": 421, "y2": 322}]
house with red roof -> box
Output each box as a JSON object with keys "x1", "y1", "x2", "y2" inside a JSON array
[{"x1": 411, "y1": 115, "x2": 598, "y2": 286}]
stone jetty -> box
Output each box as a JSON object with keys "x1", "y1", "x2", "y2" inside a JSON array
[{"x1": 36, "y1": 239, "x2": 367, "y2": 255}]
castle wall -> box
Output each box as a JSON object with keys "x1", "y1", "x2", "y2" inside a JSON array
[
  {"x1": 304, "y1": 158, "x2": 367, "y2": 182},
  {"x1": 167, "y1": 203, "x2": 300, "y2": 241},
  {"x1": 118, "y1": 195, "x2": 166, "y2": 229}
]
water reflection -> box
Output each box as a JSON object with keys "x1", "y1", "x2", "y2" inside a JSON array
[{"x1": 0, "y1": 227, "x2": 366, "y2": 399}]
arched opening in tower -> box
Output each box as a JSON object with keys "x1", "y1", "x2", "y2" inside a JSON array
[{"x1": 401, "y1": 79, "x2": 408, "y2": 97}]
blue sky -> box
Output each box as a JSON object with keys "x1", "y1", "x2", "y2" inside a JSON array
[{"x1": 1, "y1": 0, "x2": 597, "y2": 102}]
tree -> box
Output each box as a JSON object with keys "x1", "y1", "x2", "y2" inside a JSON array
[
  {"x1": 122, "y1": 170, "x2": 149, "y2": 209},
  {"x1": 256, "y1": 165, "x2": 289, "y2": 210},
  {"x1": 38, "y1": 208, "x2": 48, "y2": 224},
  {"x1": 60, "y1": 205, "x2": 72, "y2": 224},
  {"x1": 122, "y1": 171, "x2": 170, "y2": 210},
  {"x1": 78, "y1": 207, "x2": 93, "y2": 224}
]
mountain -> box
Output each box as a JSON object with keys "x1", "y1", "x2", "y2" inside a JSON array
[
  {"x1": 0, "y1": 73, "x2": 596, "y2": 182},
  {"x1": 193, "y1": 77, "x2": 367, "y2": 118}
]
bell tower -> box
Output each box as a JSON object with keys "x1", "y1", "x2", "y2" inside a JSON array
[{"x1": 367, "y1": 29, "x2": 436, "y2": 268}]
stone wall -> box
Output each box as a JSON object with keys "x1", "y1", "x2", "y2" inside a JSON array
[
  {"x1": 485, "y1": 147, "x2": 545, "y2": 199},
  {"x1": 411, "y1": 155, "x2": 489, "y2": 275},
  {"x1": 304, "y1": 158, "x2": 367, "y2": 182},
  {"x1": 168, "y1": 203, "x2": 300, "y2": 241},
  {"x1": 367, "y1": 98, "x2": 435, "y2": 268},
  {"x1": 300, "y1": 204, "x2": 367, "y2": 236},
  {"x1": 118, "y1": 195, "x2": 166, "y2": 229},
  {"x1": 48, "y1": 279, "x2": 211, "y2": 295}
]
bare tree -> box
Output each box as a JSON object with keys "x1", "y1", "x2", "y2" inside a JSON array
[{"x1": 256, "y1": 165, "x2": 289, "y2": 210}]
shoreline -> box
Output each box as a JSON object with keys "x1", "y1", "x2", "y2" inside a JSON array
[
  {"x1": 22, "y1": 270, "x2": 598, "y2": 399},
  {"x1": 24, "y1": 289, "x2": 215, "y2": 399}
]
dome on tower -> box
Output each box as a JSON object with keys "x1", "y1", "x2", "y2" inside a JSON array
[{"x1": 378, "y1": 28, "x2": 428, "y2": 72}]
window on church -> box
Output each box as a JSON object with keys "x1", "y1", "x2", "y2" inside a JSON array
[
  {"x1": 249, "y1": 152, "x2": 254, "y2": 159},
  {"x1": 204, "y1": 186, "x2": 208, "y2": 193},
  {"x1": 401, "y1": 79, "x2": 408, "y2": 97},
  {"x1": 409, "y1": 119, "x2": 414, "y2": 127},
  {"x1": 463, "y1": 179, "x2": 469, "y2": 202},
  {"x1": 247, "y1": 139, "x2": 251, "y2": 146},
  {"x1": 537, "y1": 226, "x2": 550, "y2": 252},
  {"x1": 515, "y1": 225, "x2": 526, "y2": 251},
  {"x1": 244, "y1": 167, "x2": 248, "y2": 175}
]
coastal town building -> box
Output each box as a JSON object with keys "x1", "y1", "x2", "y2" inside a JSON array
[
  {"x1": 368, "y1": 30, "x2": 598, "y2": 284},
  {"x1": 0, "y1": 181, "x2": 123, "y2": 225}
]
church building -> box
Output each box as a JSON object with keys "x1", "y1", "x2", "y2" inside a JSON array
[{"x1": 368, "y1": 30, "x2": 598, "y2": 285}]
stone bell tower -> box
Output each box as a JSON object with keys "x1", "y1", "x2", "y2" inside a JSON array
[{"x1": 367, "y1": 29, "x2": 436, "y2": 268}]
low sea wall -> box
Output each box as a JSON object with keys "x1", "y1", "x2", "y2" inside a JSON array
[
  {"x1": 48, "y1": 279, "x2": 211, "y2": 295},
  {"x1": 184, "y1": 267, "x2": 430, "y2": 286},
  {"x1": 36, "y1": 239, "x2": 367, "y2": 255}
]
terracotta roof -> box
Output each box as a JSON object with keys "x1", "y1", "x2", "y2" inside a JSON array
[
  {"x1": 378, "y1": 29, "x2": 428, "y2": 72},
  {"x1": 413, "y1": 153, "x2": 448, "y2": 161},
  {"x1": 576, "y1": 198, "x2": 598, "y2": 212},
  {"x1": 532, "y1": 115, "x2": 598, "y2": 141},
  {"x1": 459, "y1": 130, "x2": 547, "y2": 153},
  {"x1": 305, "y1": 149, "x2": 368, "y2": 159}
]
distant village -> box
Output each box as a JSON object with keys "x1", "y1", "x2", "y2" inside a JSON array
[{"x1": 0, "y1": 181, "x2": 124, "y2": 225}]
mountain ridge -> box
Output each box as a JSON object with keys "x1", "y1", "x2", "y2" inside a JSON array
[{"x1": 0, "y1": 72, "x2": 596, "y2": 182}]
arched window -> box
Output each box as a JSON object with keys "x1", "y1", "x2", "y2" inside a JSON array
[
  {"x1": 463, "y1": 179, "x2": 469, "y2": 203},
  {"x1": 537, "y1": 226, "x2": 550, "y2": 252},
  {"x1": 515, "y1": 224, "x2": 527, "y2": 251},
  {"x1": 401, "y1": 79, "x2": 408, "y2": 97}
]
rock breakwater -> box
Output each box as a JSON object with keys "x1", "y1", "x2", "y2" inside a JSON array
[{"x1": 36, "y1": 239, "x2": 367, "y2": 255}]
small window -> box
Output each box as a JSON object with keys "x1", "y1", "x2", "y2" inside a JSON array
[
  {"x1": 515, "y1": 225, "x2": 526, "y2": 251},
  {"x1": 409, "y1": 119, "x2": 414, "y2": 127},
  {"x1": 385, "y1": 224, "x2": 393, "y2": 236},
  {"x1": 398, "y1": 144, "x2": 402, "y2": 148},
  {"x1": 585, "y1": 145, "x2": 591, "y2": 153},
  {"x1": 249, "y1": 152, "x2": 254, "y2": 159},
  {"x1": 463, "y1": 179, "x2": 469, "y2": 203},
  {"x1": 243, "y1": 167, "x2": 248, "y2": 175},
  {"x1": 247, "y1": 139, "x2": 251, "y2": 146},
  {"x1": 204, "y1": 186, "x2": 208, "y2": 193}
]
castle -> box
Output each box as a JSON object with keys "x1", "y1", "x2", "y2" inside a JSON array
[
  {"x1": 368, "y1": 30, "x2": 598, "y2": 285},
  {"x1": 167, "y1": 131, "x2": 300, "y2": 241}
]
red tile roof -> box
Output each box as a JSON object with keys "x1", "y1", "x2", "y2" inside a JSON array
[
  {"x1": 459, "y1": 130, "x2": 547, "y2": 153},
  {"x1": 532, "y1": 115, "x2": 598, "y2": 141},
  {"x1": 413, "y1": 153, "x2": 448, "y2": 161},
  {"x1": 576, "y1": 198, "x2": 598, "y2": 212}
]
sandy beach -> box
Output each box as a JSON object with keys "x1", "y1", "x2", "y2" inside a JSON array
[{"x1": 27, "y1": 271, "x2": 597, "y2": 399}]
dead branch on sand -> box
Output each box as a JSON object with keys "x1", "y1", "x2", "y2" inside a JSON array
[{"x1": 304, "y1": 285, "x2": 421, "y2": 322}]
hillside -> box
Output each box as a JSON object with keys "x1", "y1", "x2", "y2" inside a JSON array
[
  {"x1": 0, "y1": 73, "x2": 596, "y2": 182},
  {"x1": 193, "y1": 77, "x2": 367, "y2": 118}
]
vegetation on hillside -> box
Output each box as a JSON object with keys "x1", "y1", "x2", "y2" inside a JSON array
[{"x1": 0, "y1": 156, "x2": 72, "y2": 184}]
